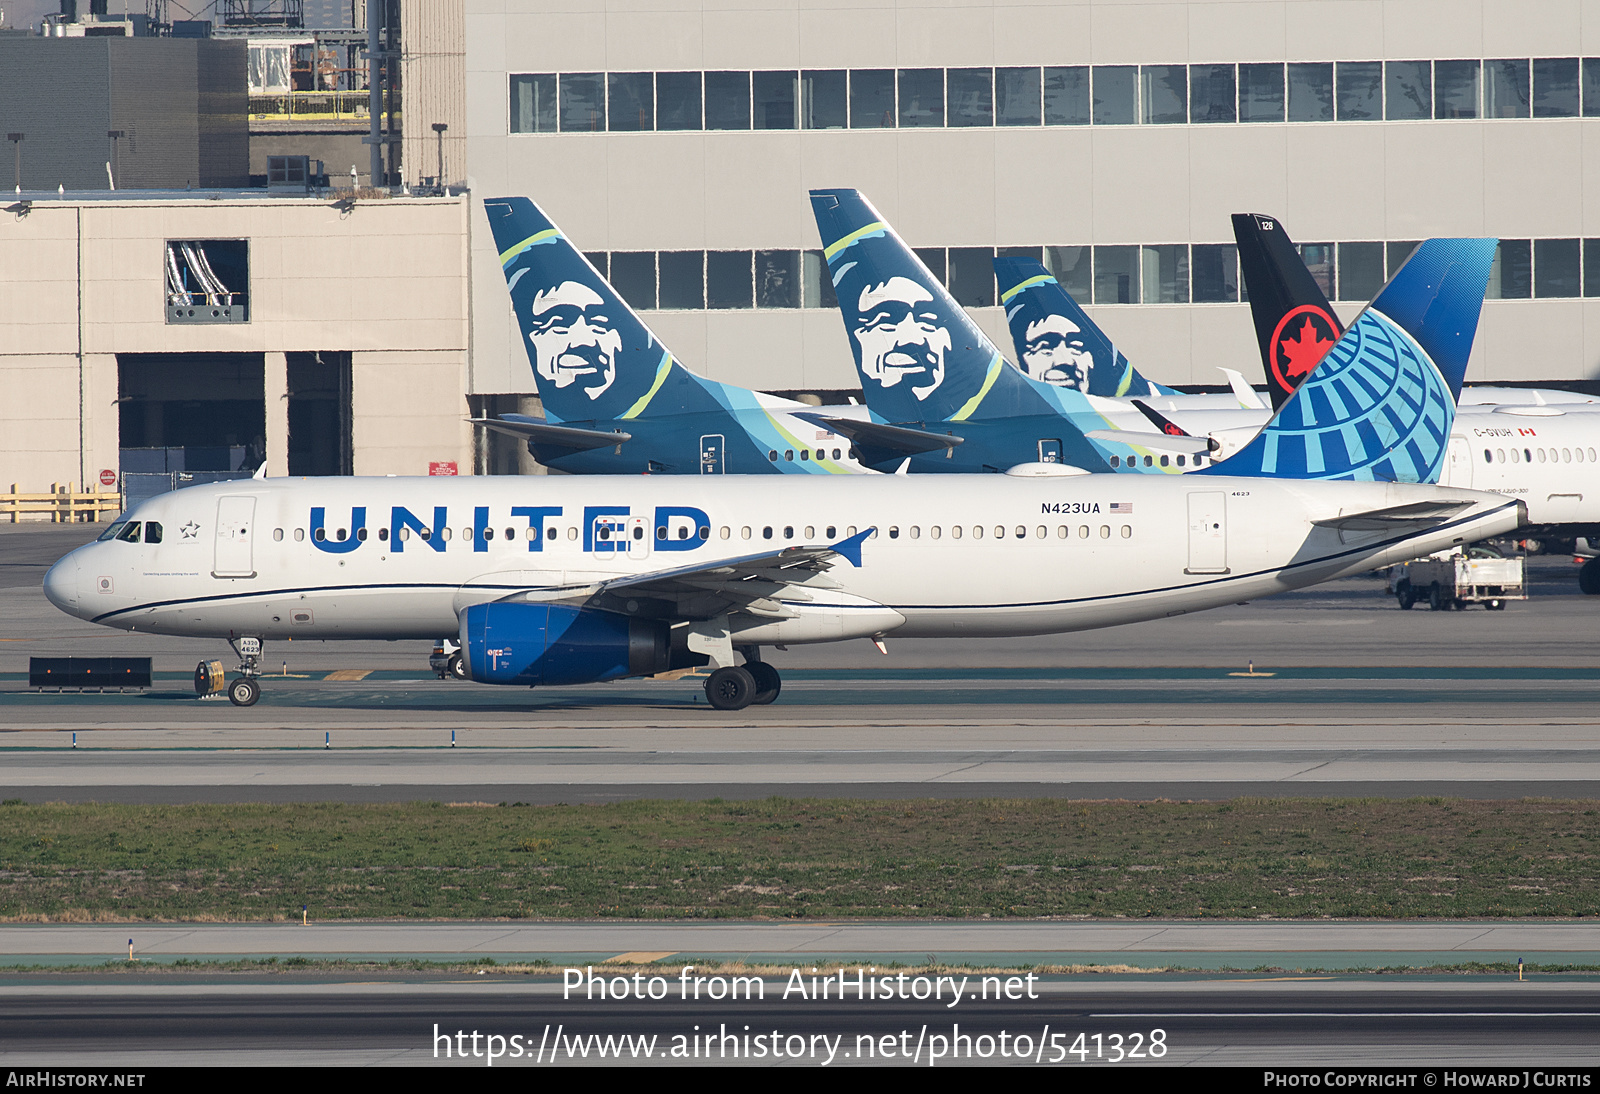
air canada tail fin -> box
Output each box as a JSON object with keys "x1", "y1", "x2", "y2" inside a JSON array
[
  {"x1": 483, "y1": 196, "x2": 702, "y2": 424},
  {"x1": 1232, "y1": 213, "x2": 1346, "y2": 410},
  {"x1": 993, "y1": 256, "x2": 1177, "y2": 398},
  {"x1": 808, "y1": 189, "x2": 1046, "y2": 425},
  {"x1": 1204, "y1": 238, "x2": 1496, "y2": 484}
]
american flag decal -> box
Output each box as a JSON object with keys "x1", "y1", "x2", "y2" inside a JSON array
[{"x1": 1110, "y1": 502, "x2": 1134, "y2": 514}]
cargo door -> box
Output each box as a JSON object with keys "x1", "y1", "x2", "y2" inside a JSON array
[
  {"x1": 212, "y1": 496, "x2": 257, "y2": 578},
  {"x1": 1185, "y1": 491, "x2": 1227, "y2": 574}
]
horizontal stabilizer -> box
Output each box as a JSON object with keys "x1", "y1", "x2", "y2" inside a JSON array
[
  {"x1": 794, "y1": 413, "x2": 964, "y2": 455},
  {"x1": 1084, "y1": 429, "x2": 1213, "y2": 456},
  {"x1": 471, "y1": 415, "x2": 631, "y2": 453},
  {"x1": 1311, "y1": 500, "x2": 1473, "y2": 532}
]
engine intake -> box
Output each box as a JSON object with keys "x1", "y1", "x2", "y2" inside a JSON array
[{"x1": 459, "y1": 602, "x2": 669, "y2": 686}]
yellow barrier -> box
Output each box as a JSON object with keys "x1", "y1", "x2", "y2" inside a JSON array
[
  {"x1": 248, "y1": 92, "x2": 393, "y2": 121},
  {"x1": 2, "y1": 484, "x2": 122, "y2": 523}
]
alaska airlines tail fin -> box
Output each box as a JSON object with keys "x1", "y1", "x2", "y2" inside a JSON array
[
  {"x1": 808, "y1": 189, "x2": 1046, "y2": 425},
  {"x1": 993, "y1": 256, "x2": 1177, "y2": 398},
  {"x1": 1205, "y1": 238, "x2": 1496, "y2": 484},
  {"x1": 484, "y1": 196, "x2": 706, "y2": 425},
  {"x1": 1232, "y1": 213, "x2": 1345, "y2": 410}
]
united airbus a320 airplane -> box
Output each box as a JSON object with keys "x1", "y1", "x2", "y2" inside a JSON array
[{"x1": 43, "y1": 236, "x2": 1518, "y2": 711}]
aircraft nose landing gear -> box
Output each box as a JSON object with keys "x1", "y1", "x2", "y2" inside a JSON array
[{"x1": 226, "y1": 636, "x2": 264, "y2": 707}]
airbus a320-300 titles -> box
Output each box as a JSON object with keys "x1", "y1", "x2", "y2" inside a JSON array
[{"x1": 42, "y1": 233, "x2": 1518, "y2": 710}]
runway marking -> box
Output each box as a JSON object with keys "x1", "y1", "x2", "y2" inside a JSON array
[
  {"x1": 605, "y1": 951, "x2": 677, "y2": 964},
  {"x1": 323, "y1": 670, "x2": 372, "y2": 681}
]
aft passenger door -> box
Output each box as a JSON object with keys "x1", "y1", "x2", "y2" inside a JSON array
[
  {"x1": 1443, "y1": 435, "x2": 1473, "y2": 488},
  {"x1": 1185, "y1": 491, "x2": 1227, "y2": 574},
  {"x1": 212, "y1": 496, "x2": 256, "y2": 578}
]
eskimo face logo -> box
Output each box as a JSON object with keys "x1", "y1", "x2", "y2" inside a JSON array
[
  {"x1": 851, "y1": 276, "x2": 950, "y2": 400},
  {"x1": 525, "y1": 281, "x2": 621, "y2": 400},
  {"x1": 1268, "y1": 305, "x2": 1339, "y2": 395},
  {"x1": 1021, "y1": 315, "x2": 1095, "y2": 390}
]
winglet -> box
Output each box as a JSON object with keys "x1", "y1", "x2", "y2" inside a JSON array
[{"x1": 827, "y1": 526, "x2": 875, "y2": 568}]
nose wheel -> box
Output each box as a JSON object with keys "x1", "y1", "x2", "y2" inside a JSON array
[{"x1": 227, "y1": 677, "x2": 261, "y2": 707}]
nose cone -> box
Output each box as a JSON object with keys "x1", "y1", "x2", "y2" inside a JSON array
[{"x1": 42, "y1": 553, "x2": 82, "y2": 615}]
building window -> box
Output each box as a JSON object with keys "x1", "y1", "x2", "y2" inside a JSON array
[
  {"x1": 509, "y1": 74, "x2": 556, "y2": 133},
  {"x1": 706, "y1": 251, "x2": 754, "y2": 309},
  {"x1": 1094, "y1": 245, "x2": 1139, "y2": 304},
  {"x1": 1336, "y1": 61, "x2": 1383, "y2": 120},
  {"x1": 607, "y1": 72, "x2": 654, "y2": 132},
  {"x1": 753, "y1": 71, "x2": 797, "y2": 130},
  {"x1": 1533, "y1": 58, "x2": 1580, "y2": 117},
  {"x1": 1385, "y1": 61, "x2": 1432, "y2": 120},
  {"x1": 658, "y1": 251, "x2": 705, "y2": 310},
  {"x1": 1092, "y1": 65, "x2": 1136, "y2": 125},
  {"x1": 850, "y1": 69, "x2": 895, "y2": 128},
  {"x1": 1239, "y1": 63, "x2": 1285, "y2": 122},
  {"x1": 1535, "y1": 239, "x2": 1581, "y2": 298},
  {"x1": 1288, "y1": 62, "x2": 1334, "y2": 121},
  {"x1": 1044, "y1": 246, "x2": 1093, "y2": 301},
  {"x1": 947, "y1": 68, "x2": 994, "y2": 127},
  {"x1": 801, "y1": 70, "x2": 847, "y2": 129},
  {"x1": 1043, "y1": 66, "x2": 1089, "y2": 125},
  {"x1": 756, "y1": 250, "x2": 801, "y2": 309},
  {"x1": 1141, "y1": 65, "x2": 1187, "y2": 124},
  {"x1": 559, "y1": 73, "x2": 605, "y2": 132},
  {"x1": 1191, "y1": 243, "x2": 1239, "y2": 303},
  {"x1": 947, "y1": 247, "x2": 996, "y2": 307},
  {"x1": 898, "y1": 68, "x2": 945, "y2": 127},
  {"x1": 1337, "y1": 241, "x2": 1385, "y2": 301},
  {"x1": 705, "y1": 71, "x2": 751, "y2": 129},
  {"x1": 1190, "y1": 63, "x2": 1236, "y2": 123},
  {"x1": 997, "y1": 66, "x2": 1041, "y2": 126},
  {"x1": 609, "y1": 251, "x2": 657, "y2": 310},
  {"x1": 165, "y1": 241, "x2": 249, "y2": 324},
  {"x1": 1434, "y1": 60, "x2": 1480, "y2": 118},
  {"x1": 1142, "y1": 245, "x2": 1189, "y2": 303},
  {"x1": 657, "y1": 72, "x2": 703, "y2": 130},
  {"x1": 1486, "y1": 58, "x2": 1531, "y2": 118}
]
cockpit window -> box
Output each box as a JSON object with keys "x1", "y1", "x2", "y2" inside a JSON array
[
  {"x1": 116, "y1": 522, "x2": 142, "y2": 543},
  {"x1": 144, "y1": 522, "x2": 162, "y2": 544},
  {"x1": 98, "y1": 521, "x2": 127, "y2": 542}
]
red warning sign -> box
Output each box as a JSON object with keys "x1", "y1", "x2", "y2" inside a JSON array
[
  {"x1": 428, "y1": 461, "x2": 459, "y2": 476},
  {"x1": 99, "y1": 469, "x2": 117, "y2": 487}
]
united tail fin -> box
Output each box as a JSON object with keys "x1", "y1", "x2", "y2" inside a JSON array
[
  {"x1": 1233, "y1": 213, "x2": 1345, "y2": 410},
  {"x1": 1204, "y1": 238, "x2": 1496, "y2": 483},
  {"x1": 484, "y1": 196, "x2": 709, "y2": 425},
  {"x1": 993, "y1": 256, "x2": 1177, "y2": 398}
]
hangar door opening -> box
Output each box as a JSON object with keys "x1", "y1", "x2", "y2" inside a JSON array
[
  {"x1": 117, "y1": 352, "x2": 265, "y2": 475},
  {"x1": 287, "y1": 352, "x2": 353, "y2": 476}
]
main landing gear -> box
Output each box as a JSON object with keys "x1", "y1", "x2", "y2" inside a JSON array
[{"x1": 703, "y1": 648, "x2": 782, "y2": 711}]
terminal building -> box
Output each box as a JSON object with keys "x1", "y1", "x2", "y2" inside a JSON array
[{"x1": 2, "y1": 0, "x2": 1598, "y2": 504}]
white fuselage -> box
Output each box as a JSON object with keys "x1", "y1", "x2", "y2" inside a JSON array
[
  {"x1": 44, "y1": 475, "x2": 1522, "y2": 649},
  {"x1": 1088, "y1": 400, "x2": 1600, "y2": 527}
]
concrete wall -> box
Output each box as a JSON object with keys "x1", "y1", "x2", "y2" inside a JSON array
[{"x1": 0, "y1": 194, "x2": 471, "y2": 493}]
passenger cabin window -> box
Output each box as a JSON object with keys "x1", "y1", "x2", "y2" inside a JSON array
[
  {"x1": 274, "y1": 528, "x2": 284, "y2": 541},
  {"x1": 294, "y1": 528, "x2": 305, "y2": 541}
]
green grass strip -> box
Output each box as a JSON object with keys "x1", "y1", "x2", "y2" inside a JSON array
[{"x1": 1, "y1": 797, "x2": 1598, "y2": 921}]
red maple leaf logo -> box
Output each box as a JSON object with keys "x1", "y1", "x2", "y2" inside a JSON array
[{"x1": 1278, "y1": 315, "x2": 1336, "y2": 382}]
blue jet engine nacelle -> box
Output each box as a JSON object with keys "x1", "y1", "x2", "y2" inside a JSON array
[{"x1": 459, "y1": 602, "x2": 671, "y2": 686}]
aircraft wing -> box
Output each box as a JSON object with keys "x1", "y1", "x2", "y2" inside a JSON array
[
  {"x1": 1082, "y1": 429, "x2": 1213, "y2": 456},
  {"x1": 794, "y1": 413, "x2": 964, "y2": 456},
  {"x1": 502, "y1": 529, "x2": 875, "y2": 620},
  {"x1": 470, "y1": 414, "x2": 631, "y2": 453},
  {"x1": 1311, "y1": 500, "x2": 1474, "y2": 532}
]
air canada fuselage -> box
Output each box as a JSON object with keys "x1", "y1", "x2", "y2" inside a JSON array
[{"x1": 46, "y1": 475, "x2": 1522, "y2": 652}]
